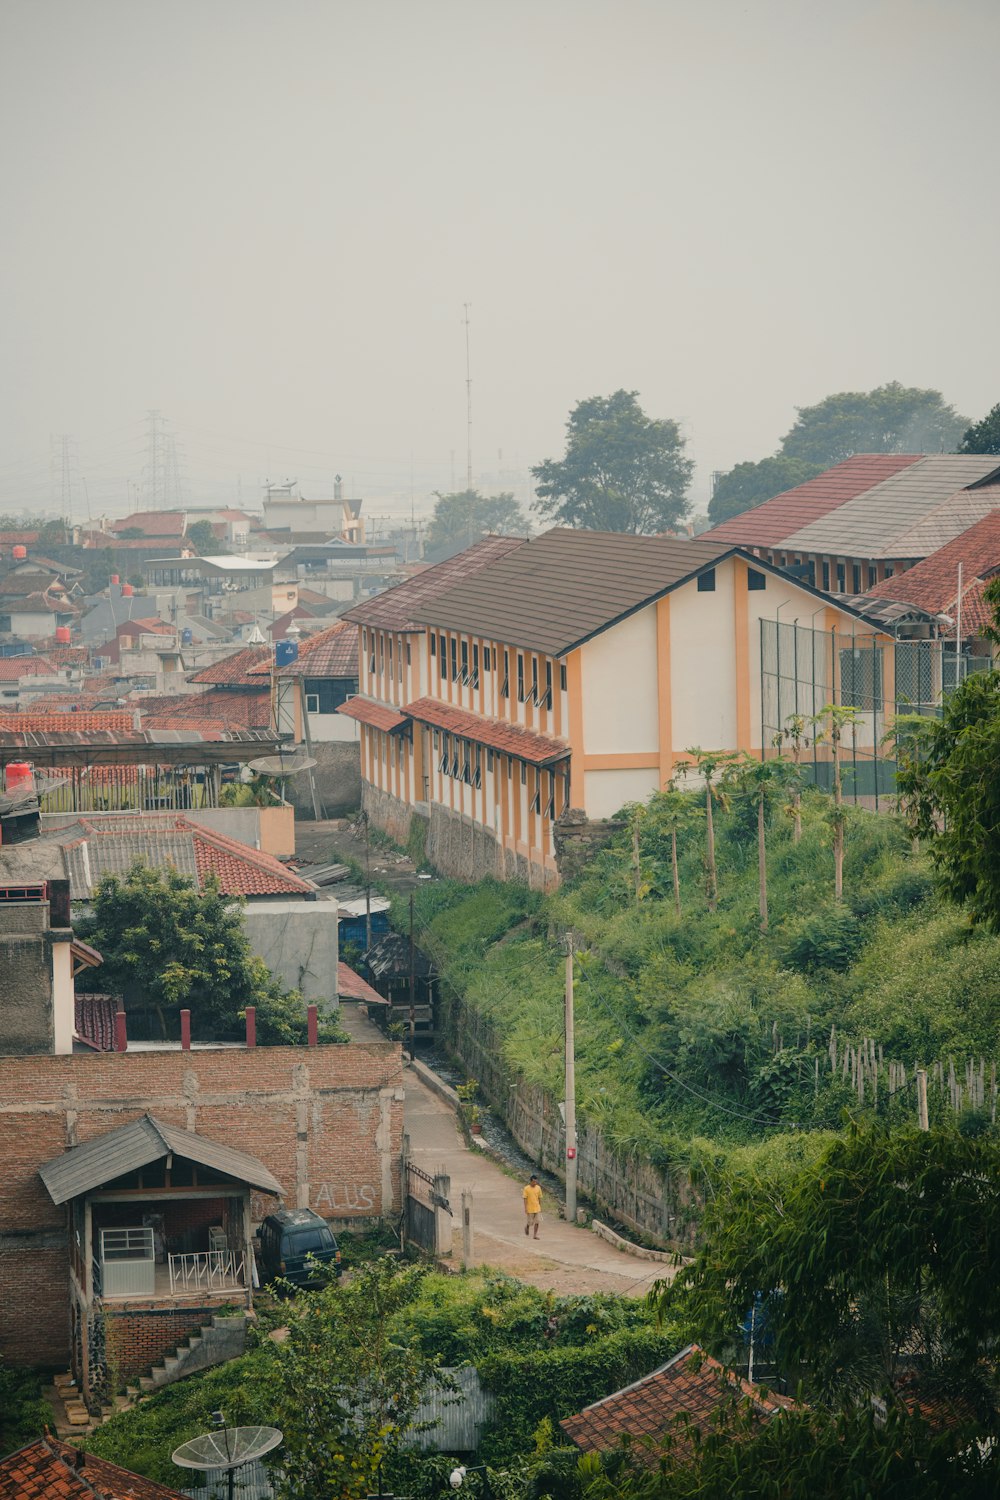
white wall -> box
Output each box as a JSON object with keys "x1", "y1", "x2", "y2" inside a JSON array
[
  {"x1": 581, "y1": 607, "x2": 658, "y2": 755},
  {"x1": 584, "y1": 767, "x2": 658, "y2": 820},
  {"x1": 668, "y1": 557, "x2": 739, "y2": 751},
  {"x1": 52, "y1": 942, "x2": 74, "y2": 1055}
]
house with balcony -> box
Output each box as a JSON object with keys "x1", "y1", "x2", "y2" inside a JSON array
[
  {"x1": 39, "y1": 1113, "x2": 282, "y2": 1402},
  {"x1": 338, "y1": 528, "x2": 957, "y2": 888}
]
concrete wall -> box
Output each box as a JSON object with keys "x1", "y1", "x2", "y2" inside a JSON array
[
  {"x1": 0, "y1": 903, "x2": 55, "y2": 1055},
  {"x1": 242, "y1": 899, "x2": 338, "y2": 1005},
  {"x1": 184, "y1": 806, "x2": 296, "y2": 858},
  {"x1": 0, "y1": 1042, "x2": 404, "y2": 1370},
  {"x1": 289, "y1": 741, "x2": 362, "y2": 819}
]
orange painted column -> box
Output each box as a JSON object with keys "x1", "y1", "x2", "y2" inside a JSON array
[{"x1": 655, "y1": 595, "x2": 673, "y2": 787}]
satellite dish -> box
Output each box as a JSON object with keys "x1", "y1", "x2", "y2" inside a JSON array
[
  {"x1": 247, "y1": 755, "x2": 317, "y2": 776},
  {"x1": 173, "y1": 1424, "x2": 282, "y2": 1500}
]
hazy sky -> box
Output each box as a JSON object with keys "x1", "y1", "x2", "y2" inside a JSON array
[{"x1": 2, "y1": 0, "x2": 998, "y2": 524}]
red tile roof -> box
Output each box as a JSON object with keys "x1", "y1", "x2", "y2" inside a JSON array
[
  {"x1": 187, "y1": 646, "x2": 271, "y2": 686},
  {"x1": 404, "y1": 697, "x2": 569, "y2": 766},
  {"x1": 338, "y1": 961, "x2": 388, "y2": 1004},
  {"x1": 344, "y1": 535, "x2": 526, "y2": 632},
  {"x1": 560, "y1": 1345, "x2": 794, "y2": 1463},
  {"x1": 109, "y1": 510, "x2": 187, "y2": 538},
  {"x1": 0, "y1": 655, "x2": 58, "y2": 681},
  {"x1": 248, "y1": 619, "x2": 357, "y2": 679},
  {"x1": 702, "y1": 454, "x2": 923, "y2": 548},
  {"x1": 0, "y1": 710, "x2": 136, "y2": 732},
  {"x1": 75, "y1": 994, "x2": 121, "y2": 1051},
  {"x1": 118, "y1": 616, "x2": 175, "y2": 637},
  {"x1": 0, "y1": 1435, "x2": 188, "y2": 1500},
  {"x1": 0, "y1": 530, "x2": 41, "y2": 545},
  {"x1": 867, "y1": 510, "x2": 1000, "y2": 638},
  {"x1": 338, "y1": 696, "x2": 408, "y2": 732},
  {"x1": 139, "y1": 688, "x2": 271, "y2": 730},
  {"x1": 0, "y1": 574, "x2": 70, "y2": 598}
]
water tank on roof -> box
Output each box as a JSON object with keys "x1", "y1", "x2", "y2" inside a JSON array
[
  {"x1": 55, "y1": 626, "x2": 71, "y2": 644},
  {"x1": 12, "y1": 545, "x2": 27, "y2": 560},
  {"x1": 181, "y1": 627, "x2": 193, "y2": 645},
  {"x1": 110, "y1": 573, "x2": 120, "y2": 586},
  {"x1": 5, "y1": 762, "x2": 33, "y2": 794},
  {"x1": 275, "y1": 639, "x2": 298, "y2": 667},
  {"x1": 122, "y1": 583, "x2": 134, "y2": 597}
]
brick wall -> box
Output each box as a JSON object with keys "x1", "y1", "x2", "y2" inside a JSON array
[
  {"x1": 0, "y1": 1043, "x2": 404, "y2": 1371},
  {"x1": 104, "y1": 1307, "x2": 218, "y2": 1383}
]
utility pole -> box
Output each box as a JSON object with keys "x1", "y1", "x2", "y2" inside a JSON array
[
  {"x1": 564, "y1": 936, "x2": 577, "y2": 1225},
  {"x1": 916, "y1": 1067, "x2": 929, "y2": 1131},
  {"x1": 463, "y1": 302, "x2": 473, "y2": 490},
  {"x1": 363, "y1": 811, "x2": 372, "y2": 952}
]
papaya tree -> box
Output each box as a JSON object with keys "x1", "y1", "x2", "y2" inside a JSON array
[{"x1": 811, "y1": 704, "x2": 862, "y2": 900}]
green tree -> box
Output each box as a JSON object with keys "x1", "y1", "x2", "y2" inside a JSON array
[
  {"x1": 779, "y1": 382, "x2": 968, "y2": 468},
  {"x1": 272, "y1": 1258, "x2": 449, "y2": 1500},
  {"x1": 707, "y1": 456, "x2": 822, "y2": 526},
  {"x1": 682, "y1": 750, "x2": 734, "y2": 912},
  {"x1": 653, "y1": 1126, "x2": 1000, "y2": 1415},
  {"x1": 772, "y1": 713, "x2": 810, "y2": 842},
  {"x1": 811, "y1": 704, "x2": 861, "y2": 900},
  {"x1": 424, "y1": 489, "x2": 525, "y2": 561},
  {"x1": 76, "y1": 862, "x2": 324, "y2": 1042},
  {"x1": 723, "y1": 755, "x2": 800, "y2": 931},
  {"x1": 958, "y1": 401, "x2": 1000, "y2": 455},
  {"x1": 532, "y1": 391, "x2": 693, "y2": 534},
  {"x1": 644, "y1": 785, "x2": 701, "y2": 917},
  {"x1": 185, "y1": 518, "x2": 219, "y2": 554}
]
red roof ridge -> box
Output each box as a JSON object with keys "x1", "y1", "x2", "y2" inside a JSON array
[{"x1": 403, "y1": 696, "x2": 569, "y2": 766}]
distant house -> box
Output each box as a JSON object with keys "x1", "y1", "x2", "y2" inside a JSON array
[
  {"x1": 560, "y1": 1344, "x2": 795, "y2": 1464},
  {"x1": 861, "y1": 508, "x2": 1000, "y2": 650},
  {"x1": 108, "y1": 509, "x2": 188, "y2": 543},
  {"x1": 0, "y1": 590, "x2": 79, "y2": 639},
  {"x1": 703, "y1": 453, "x2": 1000, "y2": 595}
]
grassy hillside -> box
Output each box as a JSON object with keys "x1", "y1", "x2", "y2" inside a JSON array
[{"x1": 403, "y1": 790, "x2": 1000, "y2": 1177}]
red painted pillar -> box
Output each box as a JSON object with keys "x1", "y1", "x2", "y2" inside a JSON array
[
  {"x1": 180, "y1": 1009, "x2": 191, "y2": 1050},
  {"x1": 114, "y1": 1010, "x2": 128, "y2": 1053},
  {"x1": 307, "y1": 1005, "x2": 318, "y2": 1047},
  {"x1": 245, "y1": 1006, "x2": 256, "y2": 1048}
]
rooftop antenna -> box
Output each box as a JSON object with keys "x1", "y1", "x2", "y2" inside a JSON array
[
  {"x1": 463, "y1": 302, "x2": 473, "y2": 490},
  {"x1": 172, "y1": 1416, "x2": 282, "y2": 1500}
]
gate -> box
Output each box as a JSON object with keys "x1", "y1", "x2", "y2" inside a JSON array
[{"x1": 405, "y1": 1157, "x2": 452, "y2": 1257}]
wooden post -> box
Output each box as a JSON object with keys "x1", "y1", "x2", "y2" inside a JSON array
[{"x1": 916, "y1": 1068, "x2": 929, "y2": 1131}]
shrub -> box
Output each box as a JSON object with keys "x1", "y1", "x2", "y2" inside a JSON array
[{"x1": 779, "y1": 904, "x2": 863, "y2": 974}]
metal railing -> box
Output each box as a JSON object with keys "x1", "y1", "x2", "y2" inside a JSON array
[{"x1": 168, "y1": 1249, "x2": 246, "y2": 1296}]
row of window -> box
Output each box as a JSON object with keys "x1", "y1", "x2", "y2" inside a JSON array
[
  {"x1": 430, "y1": 634, "x2": 568, "y2": 708},
  {"x1": 430, "y1": 729, "x2": 567, "y2": 819},
  {"x1": 762, "y1": 554, "x2": 897, "y2": 595},
  {"x1": 362, "y1": 629, "x2": 412, "y2": 685}
]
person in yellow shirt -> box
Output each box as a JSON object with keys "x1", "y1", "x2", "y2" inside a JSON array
[{"x1": 522, "y1": 1174, "x2": 542, "y2": 1238}]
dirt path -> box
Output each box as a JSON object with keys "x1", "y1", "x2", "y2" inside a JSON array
[{"x1": 404, "y1": 1069, "x2": 671, "y2": 1298}]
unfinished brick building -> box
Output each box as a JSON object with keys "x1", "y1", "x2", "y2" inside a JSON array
[{"x1": 0, "y1": 1043, "x2": 404, "y2": 1403}]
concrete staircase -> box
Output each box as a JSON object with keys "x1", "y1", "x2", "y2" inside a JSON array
[{"x1": 137, "y1": 1313, "x2": 248, "y2": 1393}]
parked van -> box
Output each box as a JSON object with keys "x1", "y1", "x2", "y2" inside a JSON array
[{"x1": 256, "y1": 1208, "x2": 341, "y2": 1288}]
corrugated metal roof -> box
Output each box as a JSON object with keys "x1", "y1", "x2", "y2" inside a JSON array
[
  {"x1": 410, "y1": 527, "x2": 734, "y2": 658},
  {"x1": 782, "y1": 455, "x2": 1000, "y2": 556},
  {"x1": 39, "y1": 1112, "x2": 284, "y2": 1204}
]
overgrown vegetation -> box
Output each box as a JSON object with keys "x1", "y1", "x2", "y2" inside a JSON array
[
  {"x1": 402, "y1": 782, "x2": 1000, "y2": 1187},
  {"x1": 0, "y1": 1361, "x2": 51, "y2": 1453}
]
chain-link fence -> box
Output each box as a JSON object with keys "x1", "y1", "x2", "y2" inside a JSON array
[{"x1": 760, "y1": 618, "x2": 992, "y2": 807}]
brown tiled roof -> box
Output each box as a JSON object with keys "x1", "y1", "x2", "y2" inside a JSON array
[
  {"x1": 338, "y1": 960, "x2": 388, "y2": 1004},
  {"x1": 412, "y1": 528, "x2": 734, "y2": 658},
  {"x1": 344, "y1": 535, "x2": 526, "y2": 632},
  {"x1": 110, "y1": 510, "x2": 187, "y2": 538},
  {"x1": 0, "y1": 710, "x2": 136, "y2": 732},
  {"x1": 118, "y1": 616, "x2": 175, "y2": 636},
  {"x1": 139, "y1": 688, "x2": 271, "y2": 730},
  {"x1": 0, "y1": 574, "x2": 70, "y2": 597},
  {"x1": 337, "y1": 696, "x2": 408, "y2": 733},
  {"x1": 404, "y1": 696, "x2": 569, "y2": 766},
  {"x1": 0, "y1": 530, "x2": 41, "y2": 545},
  {"x1": 0, "y1": 655, "x2": 58, "y2": 681},
  {"x1": 702, "y1": 454, "x2": 923, "y2": 548},
  {"x1": 866, "y1": 508, "x2": 1000, "y2": 637},
  {"x1": 1, "y1": 591, "x2": 78, "y2": 614},
  {"x1": 187, "y1": 645, "x2": 271, "y2": 685},
  {"x1": 560, "y1": 1345, "x2": 794, "y2": 1464},
  {"x1": 248, "y1": 619, "x2": 357, "y2": 679},
  {"x1": 0, "y1": 1434, "x2": 188, "y2": 1500}
]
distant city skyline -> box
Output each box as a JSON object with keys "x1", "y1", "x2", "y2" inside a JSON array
[{"x1": 2, "y1": 1, "x2": 998, "y2": 527}]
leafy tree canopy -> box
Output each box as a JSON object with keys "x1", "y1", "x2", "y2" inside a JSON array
[
  {"x1": 656, "y1": 1125, "x2": 1000, "y2": 1413},
  {"x1": 76, "y1": 862, "x2": 335, "y2": 1044},
  {"x1": 532, "y1": 391, "x2": 692, "y2": 535},
  {"x1": 778, "y1": 381, "x2": 968, "y2": 468},
  {"x1": 958, "y1": 401, "x2": 1000, "y2": 456},
  {"x1": 707, "y1": 456, "x2": 822, "y2": 526},
  {"x1": 185, "y1": 518, "x2": 219, "y2": 554},
  {"x1": 425, "y1": 489, "x2": 525, "y2": 562}
]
